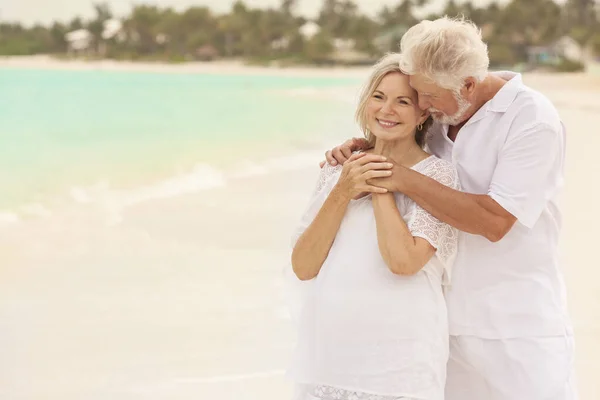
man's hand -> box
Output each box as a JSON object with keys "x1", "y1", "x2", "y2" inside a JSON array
[
  {"x1": 367, "y1": 161, "x2": 410, "y2": 193},
  {"x1": 319, "y1": 137, "x2": 371, "y2": 168}
]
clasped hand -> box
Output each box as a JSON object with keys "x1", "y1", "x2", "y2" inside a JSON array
[{"x1": 334, "y1": 153, "x2": 393, "y2": 199}]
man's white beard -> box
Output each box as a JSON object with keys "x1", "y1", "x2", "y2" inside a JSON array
[{"x1": 430, "y1": 94, "x2": 471, "y2": 126}]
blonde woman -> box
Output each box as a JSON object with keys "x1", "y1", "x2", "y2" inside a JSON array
[{"x1": 286, "y1": 53, "x2": 459, "y2": 400}]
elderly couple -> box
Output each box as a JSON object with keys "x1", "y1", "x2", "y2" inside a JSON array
[{"x1": 286, "y1": 17, "x2": 576, "y2": 400}]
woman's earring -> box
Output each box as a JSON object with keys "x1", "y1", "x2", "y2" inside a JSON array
[{"x1": 418, "y1": 123, "x2": 423, "y2": 130}]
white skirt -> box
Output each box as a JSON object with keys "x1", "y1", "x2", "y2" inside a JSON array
[{"x1": 293, "y1": 384, "x2": 421, "y2": 400}]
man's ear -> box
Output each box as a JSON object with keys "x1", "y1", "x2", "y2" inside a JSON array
[{"x1": 463, "y1": 77, "x2": 477, "y2": 97}]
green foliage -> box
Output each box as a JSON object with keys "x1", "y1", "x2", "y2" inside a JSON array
[
  {"x1": 590, "y1": 33, "x2": 600, "y2": 55},
  {"x1": 305, "y1": 31, "x2": 334, "y2": 63},
  {"x1": 488, "y1": 42, "x2": 520, "y2": 67},
  {"x1": 553, "y1": 57, "x2": 586, "y2": 72},
  {"x1": 1, "y1": 0, "x2": 599, "y2": 67}
]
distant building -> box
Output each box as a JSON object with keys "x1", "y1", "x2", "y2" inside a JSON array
[
  {"x1": 101, "y1": 19, "x2": 123, "y2": 41},
  {"x1": 270, "y1": 37, "x2": 290, "y2": 51},
  {"x1": 333, "y1": 38, "x2": 355, "y2": 52},
  {"x1": 554, "y1": 36, "x2": 585, "y2": 62},
  {"x1": 195, "y1": 45, "x2": 219, "y2": 61},
  {"x1": 330, "y1": 38, "x2": 374, "y2": 65},
  {"x1": 65, "y1": 20, "x2": 125, "y2": 56},
  {"x1": 527, "y1": 36, "x2": 586, "y2": 65},
  {"x1": 99, "y1": 19, "x2": 125, "y2": 56},
  {"x1": 299, "y1": 21, "x2": 320, "y2": 40},
  {"x1": 155, "y1": 34, "x2": 168, "y2": 45},
  {"x1": 65, "y1": 29, "x2": 92, "y2": 54}
]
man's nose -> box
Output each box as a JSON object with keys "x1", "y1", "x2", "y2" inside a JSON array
[{"x1": 418, "y1": 97, "x2": 430, "y2": 111}]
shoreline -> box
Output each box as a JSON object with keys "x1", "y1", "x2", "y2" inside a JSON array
[
  {"x1": 0, "y1": 55, "x2": 372, "y2": 78},
  {"x1": 2, "y1": 55, "x2": 600, "y2": 83}
]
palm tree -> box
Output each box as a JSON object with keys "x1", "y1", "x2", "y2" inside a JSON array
[
  {"x1": 123, "y1": 5, "x2": 163, "y2": 57},
  {"x1": 87, "y1": 2, "x2": 112, "y2": 56}
]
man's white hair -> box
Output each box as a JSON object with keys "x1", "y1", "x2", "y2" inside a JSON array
[{"x1": 399, "y1": 16, "x2": 489, "y2": 92}]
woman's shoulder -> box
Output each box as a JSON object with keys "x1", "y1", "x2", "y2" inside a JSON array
[
  {"x1": 416, "y1": 155, "x2": 460, "y2": 189},
  {"x1": 418, "y1": 154, "x2": 454, "y2": 169}
]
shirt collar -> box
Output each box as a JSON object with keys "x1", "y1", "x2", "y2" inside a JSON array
[
  {"x1": 458, "y1": 71, "x2": 523, "y2": 128},
  {"x1": 435, "y1": 71, "x2": 524, "y2": 133},
  {"x1": 486, "y1": 71, "x2": 524, "y2": 113}
]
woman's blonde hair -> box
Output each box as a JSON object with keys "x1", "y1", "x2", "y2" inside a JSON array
[
  {"x1": 399, "y1": 16, "x2": 489, "y2": 92},
  {"x1": 355, "y1": 53, "x2": 432, "y2": 148}
]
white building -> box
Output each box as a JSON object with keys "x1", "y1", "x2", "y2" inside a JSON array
[
  {"x1": 299, "y1": 21, "x2": 320, "y2": 40},
  {"x1": 65, "y1": 29, "x2": 92, "y2": 53},
  {"x1": 101, "y1": 19, "x2": 124, "y2": 41},
  {"x1": 553, "y1": 36, "x2": 585, "y2": 62},
  {"x1": 271, "y1": 37, "x2": 290, "y2": 51},
  {"x1": 333, "y1": 38, "x2": 355, "y2": 52}
]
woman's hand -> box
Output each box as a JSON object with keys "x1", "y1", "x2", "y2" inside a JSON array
[{"x1": 333, "y1": 152, "x2": 393, "y2": 200}]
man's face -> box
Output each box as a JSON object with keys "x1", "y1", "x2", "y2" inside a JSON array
[{"x1": 408, "y1": 74, "x2": 471, "y2": 126}]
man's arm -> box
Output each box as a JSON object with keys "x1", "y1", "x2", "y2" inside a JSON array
[
  {"x1": 384, "y1": 167, "x2": 516, "y2": 242},
  {"x1": 370, "y1": 122, "x2": 563, "y2": 242},
  {"x1": 321, "y1": 138, "x2": 515, "y2": 241}
]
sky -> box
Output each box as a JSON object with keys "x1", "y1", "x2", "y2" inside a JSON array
[{"x1": 0, "y1": 0, "x2": 506, "y2": 26}]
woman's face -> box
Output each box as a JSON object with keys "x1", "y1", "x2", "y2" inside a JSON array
[{"x1": 366, "y1": 72, "x2": 427, "y2": 142}]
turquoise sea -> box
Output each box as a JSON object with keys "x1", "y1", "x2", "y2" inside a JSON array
[{"x1": 0, "y1": 68, "x2": 362, "y2": 221}]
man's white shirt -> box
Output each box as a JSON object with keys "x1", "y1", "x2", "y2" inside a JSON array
[{"x1": 427, "y1": 72, "x2": 572, "y2": 338}]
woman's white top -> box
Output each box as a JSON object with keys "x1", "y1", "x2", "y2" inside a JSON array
[{"x1": 286, "y1": 155, "x2": 460, "y2": 400}]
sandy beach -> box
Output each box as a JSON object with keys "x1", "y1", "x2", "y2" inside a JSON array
[
  {"x1": 0, "y1": 55, "x2": 373, "y2": 78},
  {"x1": 0, "y1": 58, "x2": 599, "y2": 399}
]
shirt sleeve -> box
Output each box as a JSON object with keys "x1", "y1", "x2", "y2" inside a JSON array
[
  {"x1": 284, "y1": 163, "x2": 341, "y2": 326},
  {"x1": 488, "y1": 122, "x2": 565, "y2": 229},
  {"x1": 408, "y1": 159, "x2": 460, "y2": 275},
  {"x1": 290, "y1": 163, "x2": 342, "y2": 247}
]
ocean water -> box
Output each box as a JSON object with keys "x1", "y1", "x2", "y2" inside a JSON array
[{"x1": 0, "y1": 68, "x2": 362, "y2": 223}]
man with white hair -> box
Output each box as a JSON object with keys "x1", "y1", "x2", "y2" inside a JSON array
[{"x1": 324, "y1": 17, "x2": 576, "y2": 400}]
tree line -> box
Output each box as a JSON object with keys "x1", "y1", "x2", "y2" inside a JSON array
[{"x1": 0, "y1": 0, "x2": 598, "y2": 69}]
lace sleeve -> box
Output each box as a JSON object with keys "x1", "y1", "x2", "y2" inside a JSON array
[
  {"x1": 290, "y1": 163, "x2": 342, "y2": 247},
  {"x1": 408, "y1": 158, "x2": 460, "y2": 272}
]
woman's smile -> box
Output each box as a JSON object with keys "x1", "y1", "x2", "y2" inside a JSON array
[{"x1": 376, "y1": 118, "x2": 400, "y2": 129}]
